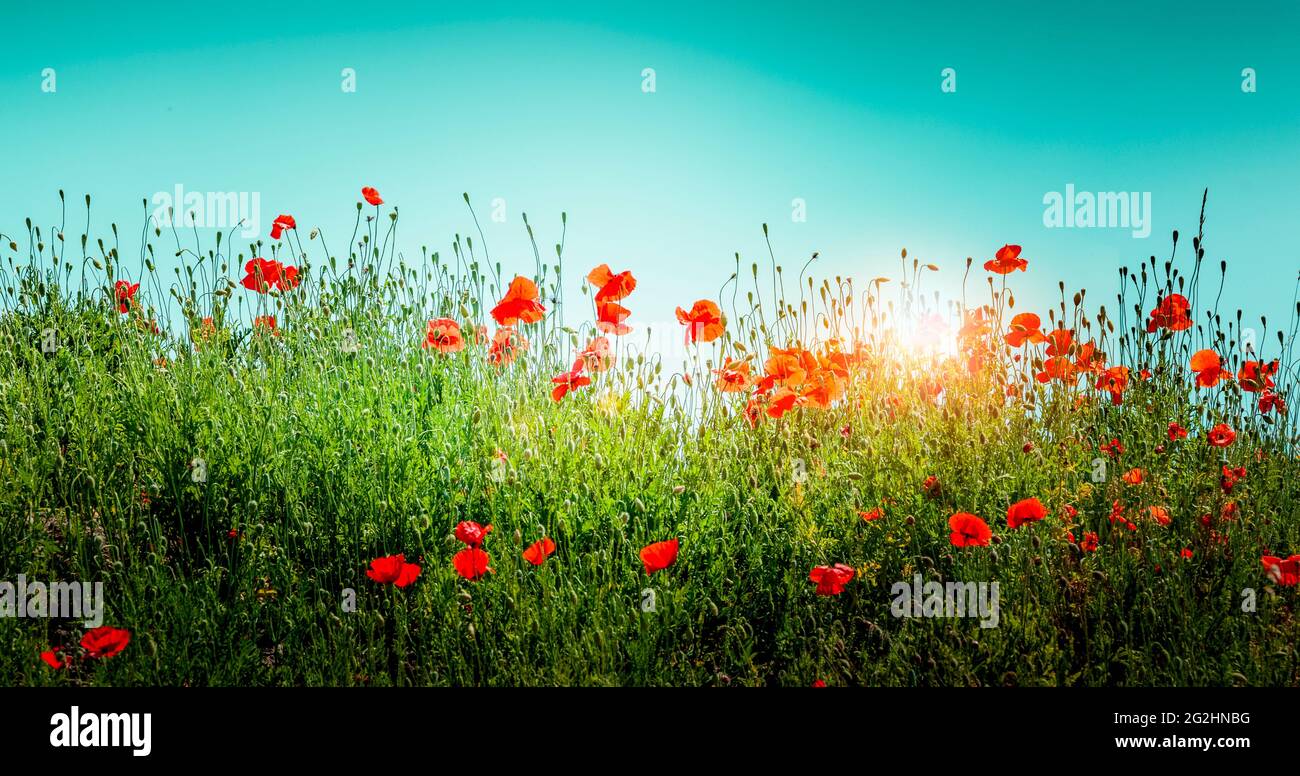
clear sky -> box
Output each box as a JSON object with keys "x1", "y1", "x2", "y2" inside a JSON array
[{"x1": 2, "y1": 1, "x2": 1298, "y2": 342}]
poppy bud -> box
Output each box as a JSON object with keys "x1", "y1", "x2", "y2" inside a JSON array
[{"x1": 905, "y1": 516, "x2": 915, "y2": 526}]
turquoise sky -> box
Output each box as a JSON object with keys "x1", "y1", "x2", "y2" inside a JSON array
[{"x1": 2, "y1": 1, "x2": 1298, "y2": 346}]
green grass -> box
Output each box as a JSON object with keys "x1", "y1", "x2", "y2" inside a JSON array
[{"x1": 1, "y1": 192, "x2": 1298, "y2": 686}]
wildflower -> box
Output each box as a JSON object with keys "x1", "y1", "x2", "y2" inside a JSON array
[
  {"x1": 40, "y1": 650, "x2": 67, "y2": 669},
  {"x1": 1100, "y1": 438, "x2": 1124, "y2": 458},
  {"x1": 858, "y1": 507, "x2": 884, "y2": 522},
  {"x1": 1259, "y1": 390, "x2": 1287, "y2": 415},
  {"x1": 984, "y1": 244, "x2": 1028, "y2": 274},
  {"x1": 809, "y1": 564, "x2": 855, "y2": 596},
  {"x1": 1220, "y1": 465, "x2": 1246, "y2": 492},
  {"x1": 1207, "y1": 423, "x2": 1236, "y2": 448},
  {"x1": 1261, "y1": 554, "x2": 1300, "y2": 586},
  {"x1": 1121, "y1": 468, "x2": 1145, "y2": 485},
  {"x1": 81, "y1": 626, "x2": 131, "y2": 659},
  {"x1": 1148, "y1": 506, "x2": 1172, "y2": 526},
  {"x1": 365, "y1": 554, "x2": 422, "y2": 587},
  {"x1": 1237, "y1": 359, "x2": 1279, "y2": 393},
  {"x1": 1190, "y1": 349, "x2": 1231, "y2": 388},
  {"x1": 596, "y1": 301, "x2": 633, "y2": 335},
  {"x1": 579, "y1": 336, "x2": 614, "y2": 372},
  {"x1": 240, "y1": 257, "x2": 299, "y2": 293},
  {"x1": 454, "y1": 521, "x2": 493, "y2": 548},
  {"x1": 453, "y1": 547, "x2": 492, "y2": 580},
  {"x1": 1007, "y1": 497, "x2": 1048, "y2": 529},
  {"x1": 1080, "y1": 532, "x2": 1099, "y2": 552},
  {"x1": 270, "y1": 213, "x2": 296, "y2": 240},
  {"x1": 253, "y1": 315, "x2": 278, "y2": 335},
  {"x1": 713, "y1": 357, "x2": 752, "y2": 392},
  {"x1": 1005, "y1": 313, "x2": 1046, "y2": 347},
  {"x1": 491, "y1": 276, "x2": 546, "y2": 326},
  {"x1": 522, "y1": 537, "x2": 557, "y2": 566},
  {"x1": 1146, "y1": 293, "x2": 1192, "y2": 332},
  {"x1": 551, "y1": 358, "x2": 592, "y2": 402},
  {"x1": 949, "y1": 513, "x2": 992, "y2": 547},
  {"x1": 487, "y1": 327, "x2": 527, "y2": 366},
  {"x1": 423, "y1": 318, "x2": 465, "y2": 353},
  {"x1": 675, "y1": 299, "x2": 725, "y2": 344},
  {"x1": 1167, "y1": 422, "x2": 1188, "y2": 441},
  {"x1": 362, "y1": 186, "x2": 383, "y2": 206},
  {"x1": 639, "y1": 539, "x2": 679, "y2": 575},
  {"x1": 114, "y1": 280, "x2": 139, "y2": 313},
  {"x1": 1095, "y1": 366, "x2": 1130, "y2": 404},
  {"x1": 586, "y1": 264, "x2": 637, "y2": 302}
]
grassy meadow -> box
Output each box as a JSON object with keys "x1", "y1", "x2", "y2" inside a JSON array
[{"x1": 1, "y1": 189, "x2": 1298, "y2": 686}]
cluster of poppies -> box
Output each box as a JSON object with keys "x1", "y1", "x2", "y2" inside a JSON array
[
  {"x1": 368, "y1": 530, "x2": 674, "y2": 588},
  {"x1": 40, "y1": 625, "x2": 132, "y2": 669}
]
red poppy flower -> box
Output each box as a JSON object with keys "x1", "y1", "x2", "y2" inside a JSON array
[
  {"x1": 1207, "y1": 423, "x2": 1236, "y2": 447},
  {"x1": 423, "y1": 318, "x2": 465, "y2": 354},
  {"x1": 1100, "y1": 438, "x2": 1124, "y2": 458},
  {"x1": 984, "y1": 244, "x2": 1028, "y2": 274},
  {"x1": 491, "y1": 276, "x2": 546, "y2": 326},
  {"x1": 1180, "y1": 548, "x2": 1193, "y2": 559},
  {"x1": 1080, "y1": 532, "x2": 1099, "y2": 552},
  {"x1": 522, "y1": 537, "x2": 557, "y2": 566},
  {"x1": 365, "y1": 554, "x2": 422, "y2": 587},
  {"x1": 586, "y1": 264, "x2": 637, "y2": 302},
  {"x1": 487, "y1": 327, "x2": 527, "y2": 367},
  {"x1": 270, "y1": 213, "x2": 296, "y2": 240},
  {"x1": 1259, "y1": 390, "x2": 1287, "y2": 415},
  {"x1": 1167, "y1": 422, "x2": 1188, "y2": 441},
  {"x1": 253, "y1": 315, "x2": 278, "y2": 335},
  {"x1": 80, "y1": 626, "x2": 131, "y2": 659},
  {"x1": 640, "y1": 538, "x2": 679, "y2": 575},
  {"x1": 1148, "y1": 506, "x2": 1172, "y2": 526},
  {"x1": 1220, "y1": 465, "x2": 1246, "y2": 492},
  {"x1": 114, "y1": 280, "x2": 139, "y2": 313},
  {"x1": 551, "y1": 358, "x2": 591, "y2": 402},
  {"x1": 811, "y1": 680, "x2": 827, "y2": 687},
  {"x1": 808, "y1": 563, "x2": 855, "y2": 596},
  {"x1": 1121, "y1": 468, "x2": 1145, "y2": 485},
  {"x1": 1146, "y1": 293, "x2": 1192, "y2": 332},
  {"x1": 1261, "y1": 554, "x2": 1300, "y2": 586},
  {"x1": 595, "y1": 301, "x2": 632, "y2": 335},
  {"x1": 579, "y1": 336, "x2": 614, "y2": 372},
  {"x1": 361, "y1": 186, "x2": 383, "y2": 206},
  {"x1": 858, "y1": 507, "x2": 884, "y2": 522},
  {"x1": 713, "y1": 357, "x2": 752, "y2": 392},
  {"x1": 949, "y1": 513, "x2": 992, "y2": 547},
  {"x1": 453, "y1": 547, "x2": 492, "y2": 580},
  {"x1": 1095, "y1": 366, "x2": 1130, "y2": 405},
  {"x1": 240, "y1": 257, "x2": 299, "y2": 293},
  {"x1": 40, "y1": 650, "x2": 67, "y2": 669},
  {"x1": 675, "y1": 300, "x2": 725, "y2": 344},
  {"x1": 454, "y1": 521, "x2": 493, "y2": 548},
  {"x1": 1007, "y1": 497, "x2": 1048, "y2": 529},
  {"x1": 1190, "y1": 349, "x2": 1231, "y2": 388},
  {"x1": 765, "y1": 387, "x2": 800, "y2": 419},
  {"x1": 1003, "y1": 313, "x2": 1045, "y2": 347},
  {"x1": 1238, "y1": 359, "x2": 1279, "y2": 393}
]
